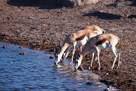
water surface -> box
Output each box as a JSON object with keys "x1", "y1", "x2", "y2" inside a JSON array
[{"x1": 0, "y1": 42, "x2": 118, "y2": 91}]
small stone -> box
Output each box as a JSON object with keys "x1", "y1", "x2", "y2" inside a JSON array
[
  {"x1": 106, "y1": 73, "x2": 109, "y2": 75},
  {"x1": 49, "y1": 56, "x2": 54, "y2": 59},
  {"x1": 19, "y1": 46, "x2": 23, "y2": 49},
  {"x1": 27, "y1": 16, "x2": 35, "y2": 19},
  {"x1": 3, "y1": 46, "x2": 6, "y2": 49},
  {"x1": 19, "y1": 52, "x2": 25, "y2": 55},
  {"x1": 86, "y1": 82, "x2": 92, "y2": 85}
]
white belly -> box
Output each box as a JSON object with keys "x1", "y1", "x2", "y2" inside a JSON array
[
  {"x1": 76, "y1": 36, "x2": 88, "y2": 46},
  {"x1": 97, "y1": 42, "x2": 109, "y2": 50}
]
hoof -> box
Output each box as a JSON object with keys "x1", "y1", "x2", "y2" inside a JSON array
[
  {"x1": 111, "y1": 67, "x2": 114, "y2": 69},
  {"x1": 74, "y1": 68, "x2": 77, "y2": 72},
  {"x1": 98, "y1": 67, "x2": 101, "y2": 70},
  {"x1": 54, "y1": 61, "x2": 57, "y2": 65},
  {"x1": 77, "y1": 66, "x2": 84, "y2": 71},
  {"x1": 88, "y1": 67, "x2": 91, "y2": 69}
]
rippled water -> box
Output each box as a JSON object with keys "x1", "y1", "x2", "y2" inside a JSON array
[{"x1": 0, "y1": 42, "x2": 118, "y2": 91}]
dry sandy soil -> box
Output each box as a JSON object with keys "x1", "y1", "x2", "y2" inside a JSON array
[{"x1": 0, "y1": 0, "x2": 136, "y2": 90}]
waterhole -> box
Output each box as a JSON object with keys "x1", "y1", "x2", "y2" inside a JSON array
[{"x1": 0, "y1": 42, "x2": 118, "y2": 91}]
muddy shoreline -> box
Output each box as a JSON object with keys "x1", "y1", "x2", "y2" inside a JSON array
[{"x1": 0, "y1": 0, "x2": 136, "y2": 90}]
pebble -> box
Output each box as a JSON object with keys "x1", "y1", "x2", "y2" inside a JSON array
[
  {"x1": 3, "y1": 45, "x2": 6, "y2": 49},
  {"x1": 19, "y1": 52, "x2": 25, "y2": 55},
  {"x1": 106, "y1": 73, "x2": 109, "y2": 75},
  {"x1": 86, "y1": 82, "x2": 93, "y2": 85},
  {"x1": 49, "y1": 56, "x2": 54, "y2": 59},
  {"x1": 19, "y1": 46, "x2": 23, "y2": 49}
]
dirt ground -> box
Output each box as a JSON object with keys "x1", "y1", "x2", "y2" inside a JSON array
[{"x1": 0, "y1": 0, "x2": 136, "y2": 90}]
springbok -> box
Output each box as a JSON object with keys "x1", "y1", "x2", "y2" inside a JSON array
[
  {"x1": 75, "y1": 33, "x2": 120, "y2": 70},
  {"x1": 54, "y1": 25, "x2": 105, "y2": 65}
]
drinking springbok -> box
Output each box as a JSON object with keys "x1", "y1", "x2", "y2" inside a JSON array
[
  {"x1": 54, "y1": 25, "x2": 105, "y2": 65},
  {"x1": 75, "y1": 33, "x2": 120, "y2": 70}
]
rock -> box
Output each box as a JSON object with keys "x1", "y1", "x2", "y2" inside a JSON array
[
  {"x1": 67, "y1": 0, "x2": 100, "y2": 7},
  {"x1": 38, "y1": 0, "x2": 100, "y2": 7},
  {"x1": 2, "y1": 45, "x2": 6, "y2": 49},
  {"x1": 49, "y1": 56, "x2": 54, "y2": 59},
  {"x1": 19, "y1": 46, "x2": 23, "y2": 49},
  {"x1": 86, "y1": 82, "x2": 93, "y2": 85},
  {"x1": 19, "y1": 52, "x2": 25, "y2": 55}
]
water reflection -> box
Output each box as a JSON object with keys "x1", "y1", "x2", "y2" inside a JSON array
[
  {"x1": 0, "y1": 42, "x2": 118, "y2": 91},
  {"x1": 55, "y1": 63, "x2": 108, "y2": 91}
]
